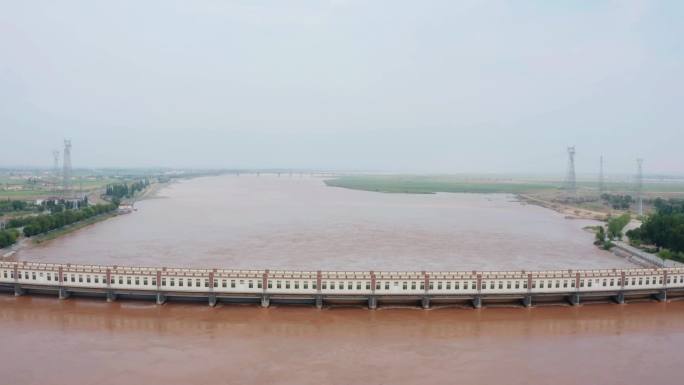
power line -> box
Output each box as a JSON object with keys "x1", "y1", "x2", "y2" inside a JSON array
[
  {"x1": 636, "y1": 158, "x2": 644, "y2": 216},
  {"x1": 599, "y1": 155, "x2": 605, "y2": 194},
  {"x1": 564, "y1": 146, "x2": 577, "y2": 197},
  {"x1": 63, "y1": 139, "x2": 72, "y2": 196},
  {"x1": 52, "y1": 150, "x2": 60, "y2": 193}
]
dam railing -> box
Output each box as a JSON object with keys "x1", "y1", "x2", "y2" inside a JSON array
[{"x1": 2, "y1": 260, "x2": 684, "y2": 309}]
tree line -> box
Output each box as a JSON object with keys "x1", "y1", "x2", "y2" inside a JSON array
[
  {"x1": 0, "y1": 200, "x2": 38, "y2": 216},
  {"x1": 6, "y1": 203, "x2": 118, "y2": 237},
  {"x1": 0, "y1": 228, "x2": 19, "y2": 248},
  {"x1": 627, "y1": 198, "x2": 684, "y2": 260},
  {"x1": 105, "y1": 179, "x2": 149, "y2": 200}
]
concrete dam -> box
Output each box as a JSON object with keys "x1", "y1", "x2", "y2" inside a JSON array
[{"x1": 2, "y1": 261, "x2": 684, "y2": 309}]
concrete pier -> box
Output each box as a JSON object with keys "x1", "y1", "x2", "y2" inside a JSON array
[
  {"x1": 58, "y1": 287, "x2": 69, "y2": 300},
  {"x1": 569, "y1": 293, "x2": 580, "y2": 306},
  {"x1": 421, "y1": 296, "x2": 430, "y2": 309},
  {"x1": 655, "y1": 290, "x2": 667, "y2": 302},
  {"x1": 315, "y1": 294, "x2": 323, "y2": 309},
  {"x1": 106, "y1": 291, "x2": 117, "y2": 302},
  {"x1": 368, "y1": 296, "x2": 377, "y2": 310},
  {"x1": 522, "y1": 295, "x2": 532, "y2": 307},
  {"x1": 156, "y1": 293, "x2": 166, "y2": 305},
  {"x1": 13, "y1": 284, "x2": 24, "y2": 297},
  {"x1": 208, "y1": 294, "x2": 217, "y2": 307},
  {"x1": 614, "y1": 292, "x2": 625, "y2": 304},
  {"x1": 472, "y1": 296, "x2": 482, "y2": 309},
  {"x1": 261, "y1": 294, "x2": 270, "y2": 308}
]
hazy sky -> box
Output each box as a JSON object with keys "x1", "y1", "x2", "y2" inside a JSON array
[{"x1": 1, "y1": 1, "x2": 682, "y2": 174}]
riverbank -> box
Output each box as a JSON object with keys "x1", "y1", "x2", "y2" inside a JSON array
[
  {"x1": 0, "y1": 211, "x2": 120, "y2": 261},
  {"x1": 518, "y1": 194, "x2": 609, "y2": 221},
  {"x1": 137, "y1": 180, "x2": 172, "y2": 201},
  {"x1": 324, "y1": 175, "x2": 612, "y2": 220},
  {"x1": 324, "y1": 175, "x2": 552, "y2": 194},
  {"x1": 31, "y1": 211, "x2": 119, "y2": 245}
]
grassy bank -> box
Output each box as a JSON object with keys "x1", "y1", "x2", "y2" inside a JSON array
[
  {"x1": 324, "y1": 175, "x2": 555, "y2": 194},
  {"x1": 31, "y1": 212, "x2": 118, "y2": 244}
]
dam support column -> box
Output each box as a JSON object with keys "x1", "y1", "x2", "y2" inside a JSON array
[
  {"x1": 569, "y1": 293, "x2": 580, "y2": 306},
  {"x1": 370, "y1": 271, "x2": 376, "y2": 310},
  {"x1": 472, "y1": 296, "x2": 482, "y2": 309},
  {"x1": 106, "y1": 291, "x2": 117, "y2": 303},
  {"x1": 208, "y1": 294, "x2": 217, "y2": 307},
  {"x1": 156, "y1": 292, "x2": 166, "y2": 305},
  {"x1": 13, "y1": 284, "x2": 24, "y2": 297},
  {"x1": 58, "y1": 287, "x2": 69, "y2": 300},
  {"x1": 522, "y1": 295, "x2": 532, "y2": 308},
  {"x1": 368, "y1": 296, "x2": 377, "y2": 310},
  {"x1": 421, "y1": 296, "x2": 430, "y2": 309},
  {"x1": 261, "y1": 294, "x2": 270, "y2": 308},
  {"x1": 614, "y1": 292, "x2": 625, "y2": 304},
  {"x1": 655, "y1": 290, "x2": 667, "y2": 302},
  {"x1": 315, "y1": 271, "x2": 323, "y2": 309}
]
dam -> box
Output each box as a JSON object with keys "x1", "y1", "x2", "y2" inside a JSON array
[{"x1": 3, "y1": 260, "x2": 684, "y2": 309}]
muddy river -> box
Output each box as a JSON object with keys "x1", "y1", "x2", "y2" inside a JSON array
[
  {"x1": 4, "y1": 175, "x2": 667, "y2": 385},
  {"x1": 18, "y1": 175, "x2": 632, "y2": 271},
  {"x1": 1, "y1": 296, "x2": 682, "y2": 385}
]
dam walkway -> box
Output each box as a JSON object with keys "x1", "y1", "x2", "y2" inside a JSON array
[{"x1": 2, "y1": 261, "x2": 684, "y2": 309}]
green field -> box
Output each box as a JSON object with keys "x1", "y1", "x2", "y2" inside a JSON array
[
  {"x1": 324, "y1": 175, "x2": 556, "y2": 194},
  {"x1": 575, "y1": 181, "x2": 684, "y2": 193},
  {"x1": 324, "y1": 175, "x2": 684, "y2": 196},
  {"x1": 0, "y1": 176, "x2": 122, "y2": 199}
]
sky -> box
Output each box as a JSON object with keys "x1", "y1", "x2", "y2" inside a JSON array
[{"x1": 1, "y1": 0, "x2": 682, "y2": 175}]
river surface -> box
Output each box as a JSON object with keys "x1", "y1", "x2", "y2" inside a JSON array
[
  {"x1": 1, "y1": 295, "x2": 683, "y2": 385},
  {"x1": 4, "y1": 175, "x2": 678, "y2": 385},
  {"x1": 19, "y1": 174, "x2": 633, "y2": 271}
]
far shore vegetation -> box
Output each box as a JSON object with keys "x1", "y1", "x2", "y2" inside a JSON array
[
  {"x1": 6, "y1": 201, "x2": 118, "y2": 237},
  {"x1": 627, "y1": 199, "x2": 684, "y2": 263},
  {"x1": 0, "y1": 198, "x2": 118, "y2": 250},
  {"x1": 325, "y1": 175, "x2": 684, "y2": 197},
  {"x1": 325, "y1": 175, "x2": 684, "y2": 222},
  {"x1": 324, "y1": 175, "x2": 552, "y2": 194},
  {"x1": 30, "y1": 211, "x2": 118, "y2": 244},
  {"x1": 105, "y1": 179, "x2": 150, "y2": 201}
]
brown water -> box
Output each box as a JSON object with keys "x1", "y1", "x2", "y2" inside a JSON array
[
  {"x1": 19, "y1": 174, "x2": 633, "y2": 270},
  {"x1": 1, "y1": 295, "x2": 683, "y2": 385},
  {"x1": 5, "y1": 176, "x2": 678, "y2": 384}
]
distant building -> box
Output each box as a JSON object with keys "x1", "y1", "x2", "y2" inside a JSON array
[{"x1": 117, "y1": 204, "x2": 134, "y2": 214}]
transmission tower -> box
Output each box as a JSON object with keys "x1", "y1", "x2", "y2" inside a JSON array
[
  {"x1": 564, "y1": 146, "x2": 577, "y2": 197},
  {"x1": 52, "y1": 150, "x2": 60, "y2": 192},
  {"x1": 636, "y1": 158, "x2": 644, "y2": 216},
  {"x1": 598, "y1": 155, "x2": 605, "y2": 194},
  {"x1": 62, "y1": 140, "x2": 72, "y2": 196}
]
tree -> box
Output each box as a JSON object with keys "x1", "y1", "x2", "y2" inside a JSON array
[
  {"x1": 607, "y1": 213, "x2": 631, "y2": 240},
  {"x1": 626, "y1": 199, "x2": 684, "y2": 254},
  {"x1": 0, "y1": 229, "x2": 19, "y2": 248},
  {"x1": 16, "y1": 203, "x2": 118, "y2": 238},
  {"x1": 595, "y1": 226, "x2": 606, "y2": 244}
]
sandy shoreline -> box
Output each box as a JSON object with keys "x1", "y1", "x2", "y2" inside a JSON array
[
  {"x1": 136, "y1": 180, "x2": 173, "y2": 201},
  {"x1": 518, "y1": 194, "x2": 609, "y2": 221}
]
